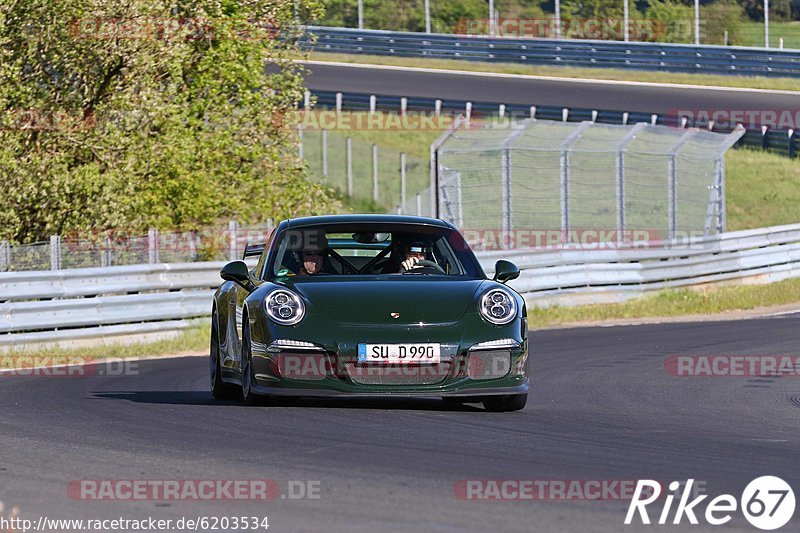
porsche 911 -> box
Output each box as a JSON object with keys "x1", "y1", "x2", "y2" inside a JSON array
[{"x1": 210, "y1": 214, "x2": 529, "y2": 411}]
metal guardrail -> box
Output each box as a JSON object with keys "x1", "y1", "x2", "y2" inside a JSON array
[
  {"x1": 3, "y1": 223, "x2": 800, "y2": 347},
  {"x1": 304, "y1": 89, "x2": 799, "y2": 159},
  {"x1": 0, "y1": 262, "x2": 228, "y2": 348},
  {"x1": 304, "y1": 26, "x2": 800, "y2": 78}
]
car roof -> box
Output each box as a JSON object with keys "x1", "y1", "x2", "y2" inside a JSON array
[{"x1": 284, "y1": 214, "x2": 453, "y2": 229}]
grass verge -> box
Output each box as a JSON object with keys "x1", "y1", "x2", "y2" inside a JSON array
[
  {"x1": 725, "y1": 149, "x2": 800, "y2": 231},
  {"x1": 0, "y1": 323, "x2": 209, "y2": 367},
  {"x1": 528, "y1": 278, "x2": 800, "y2": 328},
  {"x1": 739, "y1": 21, "x2": 800, "y2": 50},
  {"x1": 306, "y1": 52, "x2": 800, "y2": 92}
]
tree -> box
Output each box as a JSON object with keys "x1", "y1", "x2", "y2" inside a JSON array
[
  {"x1": 562, "y1": 0, "x2": 625, "y2": 19},
  {"x1": 0, "y1": 0, "x2": 339, "y2": 244},
  {"x1": 741, "y1": 0, "x2": 792, "y2": 21}
]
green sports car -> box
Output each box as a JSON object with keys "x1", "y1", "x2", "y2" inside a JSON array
[{"x1": 210, "y1": 214, "x2": 529, "y2": 411}]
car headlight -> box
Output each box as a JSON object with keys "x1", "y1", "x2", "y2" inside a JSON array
[
  {"x1": 479, "y1": 288, "x2": 517, "y2": 325},
  {"x1": 265, "y1": 289, "x2": 305, "y2": 326}
]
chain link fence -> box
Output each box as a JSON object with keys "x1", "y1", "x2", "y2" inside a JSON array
[
  {"x1": 435, "y1": 118, "x2": 745, "y2": 249},
  {"x1": 300, "y1": 127, "x2": 432, "y2": 215},
  {"x1": 0, "y1": 222, "x2": 274, "y2": 272}
]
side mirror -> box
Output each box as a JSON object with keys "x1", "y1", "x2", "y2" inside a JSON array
[
  {"x1": 220, "y1": 261, "x2": 255, "y2": 291},
  {"x1": 493, "y1": 260, "x2": 520, "y2": 284}
]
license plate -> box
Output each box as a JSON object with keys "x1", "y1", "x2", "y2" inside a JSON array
[{"x1": 358, "y1": 343, "x2": 441, "y2": 364}]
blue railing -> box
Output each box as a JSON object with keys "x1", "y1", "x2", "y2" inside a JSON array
[
  {"x1": 303, "y1": 90, "x2": 799, "y2": 158},
  {"x1": 303, "y1": 26, "x2": 800, "y2": 78}
]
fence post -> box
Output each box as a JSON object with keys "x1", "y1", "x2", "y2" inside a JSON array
[
  {"x1": 718, "y1": 156, "x2": 726, "y2": 232},
  {"x1": 369, "y1": 94, "x2": 376, "y2": 114},
  {"x1": 321, "y1": 129, "x2": 328, "y2": 179},
  {"x1": 335, "y1": 92, "x2": 342, "y2": 113},
  {"x1": 465, "y1": 102, "x2": 472, "y2": 122},
  {"x1": 148, "y1": 228, "x2": 159, "y2": 264},
  {"x1": 434, "y1": 99, "x2": 441, "y2": 117},
  {"x1": 400, "y1": 152, "x2": 407, "y2": 213},
  {"x1": 49, "y1": 235, "x2": 62, "y2": 271},
  {"x1": 761, "y1": 125, "x2": 769, "y2": 150},
  {"x1": 229, "y1": 221, "x2": 239, "y2": 261},
  {"x1": 372, "y1": 144, "x2": 379, "y2": 202},
  {"x1": 788, "y1": 129, "x2": 796, "y2": 158},
  {"x1": 615, "y1": 123, "x2": 646, "y2": 243},
  {"x1": 457, "y1": 172, "x2": 464, "y2": 228},
  {"x1": 346, "y1": 137, "x2": 353, "y2": 197},
  {"x1": 667, "y1": 129, "x2": 699, "y2": 240},
  {"x1": 102, "y1": 235, "x2": 112, "y2": 267},
  {"x1": 530, "y1": 106, "x2": 536, "y2": 119},
  {"x1": 667, "y1": 154, "x2": 677, "y2": 240},
  {"x1": 558, "y1": 122, "x2": 592, "y2": 244},
  {"x1": 188, "y1": 231, "x2": 197, "y2": 263},
  {"x1": 500, "y1": 121, "x2": 529, "y2": 247},
  {"x1": 400, "y1": 97, "x2": 407, "y2": 115},
  {"x1": 0, "y1": 241, "x2": 9, "y2": 272},
  {"x1": 297, "y1": 124, "x2": 303, "y2": 159}
]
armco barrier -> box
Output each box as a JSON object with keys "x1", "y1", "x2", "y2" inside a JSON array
[
  {"x1": 3, "y1": 223, "x2": 800, "y2": 347},
  {"x1": 304, "y1": 26, "x2": 800, "y2": 78}
]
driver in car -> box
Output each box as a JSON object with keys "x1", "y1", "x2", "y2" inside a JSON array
[{"x1": 399, "y1": 242, "x2": 428, "y2": 273}]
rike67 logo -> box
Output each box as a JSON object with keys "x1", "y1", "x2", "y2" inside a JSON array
[{"x1": 625, "y1": 477, "x2": 795, "y2": 530}]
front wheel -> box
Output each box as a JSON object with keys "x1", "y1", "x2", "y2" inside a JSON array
[
  {"x1": 210, "y1": 313, "x2": 240, "y2": 400},
  {"x1": 483, "y1": 394, "x2": 527, "y2": 412},
  {"x1": 240, "y1": 321, "x2": 265, "y2": 405}
]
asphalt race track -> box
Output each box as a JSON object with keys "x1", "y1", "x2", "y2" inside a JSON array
[
  {"x1": 300, "y1": 61, "x2": 800, "y2": 115},
  {"x1": 1, "y1": 316, "x2": 798, "y2": 532}
]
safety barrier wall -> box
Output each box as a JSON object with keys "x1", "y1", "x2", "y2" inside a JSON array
[{"x1": 304, "y1": 26, "x2": 800, "y2": 78}]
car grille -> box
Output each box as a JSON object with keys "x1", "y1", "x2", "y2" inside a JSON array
[{"x1": 344, "y1": 362, "x2": 451, "y2": 385}]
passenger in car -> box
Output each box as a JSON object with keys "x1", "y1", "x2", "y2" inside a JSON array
[{"x1": 278, "y1": 233, "x2": 334, "y2": 276}]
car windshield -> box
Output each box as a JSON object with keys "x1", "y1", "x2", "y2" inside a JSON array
[{"x1": 266, "y1": 223, "x2": 483, "y2": 280}]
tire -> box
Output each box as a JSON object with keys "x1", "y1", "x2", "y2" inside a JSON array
[
  {"x1": 210, "y1": 312, "x2": 240, "y2": 400},
  {"x1": 483, "y1": 393, "x2": 527, "y2": 412},
  {"x1": 240, "y1": 319, "x2": 265, "y2": 405}
]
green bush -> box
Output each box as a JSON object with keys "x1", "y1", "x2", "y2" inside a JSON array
[
  {"x1": 645, "y1": 0, "x2": 696, "y2": 43},
  {"x1": 702, "y1": 1, "x2": 747, "y2": 45}
]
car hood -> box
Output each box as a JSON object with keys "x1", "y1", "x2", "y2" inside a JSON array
[{"x1": 282, "y1": 277, "x2": 486, "y2": 325}]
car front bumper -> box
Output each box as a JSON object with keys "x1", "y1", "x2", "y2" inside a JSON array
[{"x1": 249, "y1": 336, "x2": 529, "y2": 398}]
